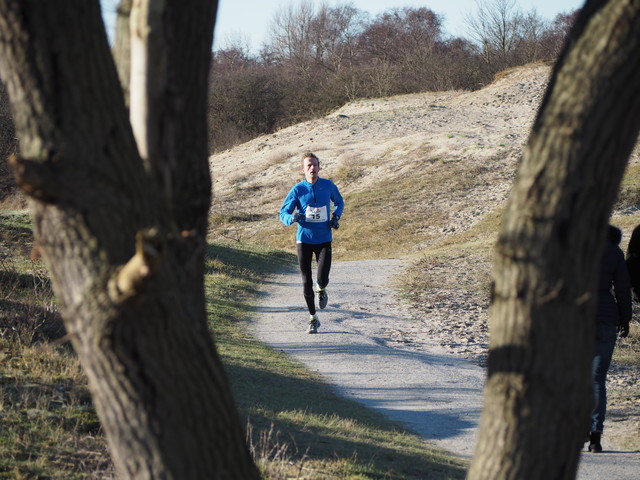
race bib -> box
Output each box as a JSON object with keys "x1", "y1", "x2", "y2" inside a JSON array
[{"x1": 305, "y1": 205, "x2": 328, "y2": 223}]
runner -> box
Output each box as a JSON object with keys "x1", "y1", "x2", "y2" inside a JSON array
[{"x1": 279, "y1": 152, "x2": 344, "y2": 333}]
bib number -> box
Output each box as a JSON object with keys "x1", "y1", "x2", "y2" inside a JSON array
[{"x1": 305, "y1": 205, "x2": 328, "y2": 223}]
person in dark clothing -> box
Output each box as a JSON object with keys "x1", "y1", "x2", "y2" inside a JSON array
[
  {"x1": 589, "y1": 225, "x2": 631, "y2": 452},
  {"x1": 625, "y1": 224, "x2": 640, "y2": 300}
]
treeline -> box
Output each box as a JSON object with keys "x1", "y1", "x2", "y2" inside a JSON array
[
  {"x1": 0, "y1": 0, "x2": 579, "y2": 170},
  {"x1": 208, "y1": 0, "x2": 579, "y2": 152}
]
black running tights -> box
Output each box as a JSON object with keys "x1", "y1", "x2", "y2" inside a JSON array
[{"x1": 297, "y1": 242, "x2": 332, "y2": 315}]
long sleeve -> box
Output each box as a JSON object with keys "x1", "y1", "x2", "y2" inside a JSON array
[
  {"x1": 279, "y1": 187, "x2": 299, "y2": 226},
  {"x1": 614, "y1": 250, "x2": 632, "y2": 326},
  {"x1": 626, "y1": 256, "x2": 640, "y2": 301},
  {"x1": 332, "y1": 183, "x2": 345, "y2": 218},
  {"x1": 280, "y1": 178, "x2": 342, "y2": 244}
]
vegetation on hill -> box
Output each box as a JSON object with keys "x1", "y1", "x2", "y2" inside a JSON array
[
  {"x1": 209, "y1": 2, "x2": 579, "y2": 151},
  {"x1": 208, "y1": 63, "x2": 550, "y2": 258},
  {"x1": 0, "y1": 2, "x2": 579, "y2": 178}
]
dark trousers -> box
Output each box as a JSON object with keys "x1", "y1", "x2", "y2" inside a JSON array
[
  {"x1": 591, "y1": 324, "x2": 618, "y2": 433},
  {"x1": 297, "y1": 242, "x2": 332, "y2": 315}
]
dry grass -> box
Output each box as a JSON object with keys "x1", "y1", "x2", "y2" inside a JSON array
[
  {"x1": 0, "y1": 211, "x2": 466, "y2": 479},
  {"x1": 0, "y1": 340, "x2": 115, "y2": 479},
  {"x1": 0, "y1": 212, "x2": 65, "y2": 347},
  {"x1": 0, "y1": 210, "x2": 115, "y2": 479},
  {"x1": 227, "y1": 152, "x2": 510, "y2": 262}
]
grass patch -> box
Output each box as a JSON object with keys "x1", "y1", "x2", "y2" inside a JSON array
[
  {"x1": 0, "y1": 211, "x2": 114, "y2": 479},
  {"x1": 613, "y1": 313, "x2": 640, "y2": 368},
  {"x1": 335, "y1": 163, "x2": 365, "y2": 185},
  {"x1": 608, "y1": 317, "x2": 640, "y2": 452},
  {"x1": 206, "y1": 241, "x2": 467, "y2": 478},
  {"x1": 256, "y1": 156, "x2": 505, "y2": 260},
  {"x1": 0, "y1": 211, "x2": 33, "y2": 242},
  {"x1": 615, "y1": 163, "x2": 640, "y2": 211},
  {"x1": 1, "y1": 212, "x2": 466, "y2": 479},
  {"x1": 0, "y1": 341, "x2": 113, "y2": 479}
]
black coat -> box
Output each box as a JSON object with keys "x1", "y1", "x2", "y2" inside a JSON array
[
  {"x1": 625, "y1": 255, "x2": 640, "y2": 301},
  {"x1": 626, "y1": 223, "x2": 640, "y2": 300},
  {"x1": 597, "y1": 228, "x2": 632, "y2": 327}
]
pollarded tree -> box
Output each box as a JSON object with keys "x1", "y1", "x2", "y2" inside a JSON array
[
  {"x1": 0, "y1": 1, "x2": 261, "y2": 478},
  {"x1": 469, "y1": 1, "x2": 640, "y2": 479}
]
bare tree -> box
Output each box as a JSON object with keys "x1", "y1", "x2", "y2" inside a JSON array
[
  {"x1": 0, "y1": 0, "x2": 260, "y2": 478},
  {"x1": 359, "y1": 7, "x2": 443, "y2": 64},
  {"x1": 267, "y1": 0, "x2": 317, "y2": 76},
  {"x1": 312, "y1": 3, "x2": 367, "y2": 72},
  {"x1": 469, "y1": 1, "x2": 640, "y2": 479},
  {"x1": 539, "y1": 10, "x2": 581, "y2": 60},
  {"x1": 358, "y1": 7, "x2": 446, "y2": 92},
  {"x1": 515, "y1": 9, "x2": 548, "y2": 63},
  {"x1": 465, "y1": 0, "x2": 528, "y2": 71}
]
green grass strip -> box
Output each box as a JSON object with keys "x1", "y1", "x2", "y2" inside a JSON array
[{"x1": 205, "y1": 241, "x2": 467, "y2": 479}]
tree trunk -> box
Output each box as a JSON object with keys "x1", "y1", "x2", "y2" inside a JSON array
[
  {"x1": 0, "y1": 1, "x2": 261, "y2": 478},
  {"x1": 469, "y1": 1, "x2": 640, "y2": 479}
]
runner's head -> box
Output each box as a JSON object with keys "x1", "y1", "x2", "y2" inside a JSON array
[{"x1": 301, "y1": 152, "x2": 320, "y2": 183}]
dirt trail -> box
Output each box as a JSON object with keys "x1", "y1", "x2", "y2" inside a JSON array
[
  {"x1": 250, "y1": 258, "x2": 483, "y2": 457},
  {"x1": 249, "y1": 259, "x2": 640, "y2": 477}
]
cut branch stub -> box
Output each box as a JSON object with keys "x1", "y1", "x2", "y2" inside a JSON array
[{"x1": 109, "y1": 227, "x2": 164, "y2": 303}]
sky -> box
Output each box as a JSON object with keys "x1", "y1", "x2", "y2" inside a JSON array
[
  {"x1": 212, "y1": 0, "x2": 586, "y2": 53},
  {"x1": 100, "y1": 1, "x2": 586, "y2": 53}
]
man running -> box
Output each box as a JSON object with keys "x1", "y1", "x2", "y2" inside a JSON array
[{"x1": 280, "y1": 152, "x2": 344, "y2": 333}]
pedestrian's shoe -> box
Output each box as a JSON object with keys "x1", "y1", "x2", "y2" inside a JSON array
[
  {"x1": 588, "y1": 432, "x2": 602, "y2": 453},
  {"x1": 317, "y1": 285, "x2": 328, "y2": 309},
  {"x1": 308, "y1": 314, "x2": 321, "y2": 334}
]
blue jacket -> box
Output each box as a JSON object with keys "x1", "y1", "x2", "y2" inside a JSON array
[{"x1": 280, "y1": 178, "x2": 344, "y2": 244}]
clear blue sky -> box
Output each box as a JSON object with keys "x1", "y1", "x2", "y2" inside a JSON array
[
  {"x1": 213, "y1": 0, "x2": 585, "y2": 53},
  {"x1": 100, "y1": 0, "x2": 585, "y2": 53}
]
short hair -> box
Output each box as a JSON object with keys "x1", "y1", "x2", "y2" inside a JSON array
[{"x1": 301, "y1": 152, "x2": 320, "y2": 166}]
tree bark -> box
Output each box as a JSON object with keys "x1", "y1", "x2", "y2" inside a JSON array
[
  {"x1": 0, "y1": 1, "x2": 260, "y2": 478},
  {"x1": 469, "y1": 1, "x2": 640, "y2": 479}
]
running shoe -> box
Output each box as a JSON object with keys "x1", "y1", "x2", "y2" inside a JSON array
[
  {"x1": 317, "y1": 286, "x2": 328, "y2": 309},
  {"x1": 308, "y1": 314, "x2": 321, "y2": 334}
]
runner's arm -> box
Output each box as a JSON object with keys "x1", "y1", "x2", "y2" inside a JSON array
[
  {"x1": 279, "y1": 189, "x2": 302, "y2": 226},
  {"x1": 331, "y1": 184, "x2": 345, "y2": 219}
]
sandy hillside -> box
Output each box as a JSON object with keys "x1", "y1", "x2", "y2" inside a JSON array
[
  {"x1": 209, "y1": 62, "x2": 640, "y2": 451},
  {"x1": 208, "y1": 63, "x2": 553, "y2": 246}
]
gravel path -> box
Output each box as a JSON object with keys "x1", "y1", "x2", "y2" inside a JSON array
[{"x1": 249, "y1": 259, "x2": 640, "y2": 477}]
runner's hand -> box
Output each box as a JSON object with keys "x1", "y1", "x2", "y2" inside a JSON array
[
  {"x1": 293, "y1": 212, "x2": 305, "y2": 223},
  {"x1": 330, "y1": 215, "x2": 340, "y2": 229}
]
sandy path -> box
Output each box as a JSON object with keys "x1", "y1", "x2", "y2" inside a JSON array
[
  {"x1": 249, "y1": 259, "x2": 640, "y2": 476},
  {"x1": 250, "y1": 258, "x2": 484, "y2": 458}
]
